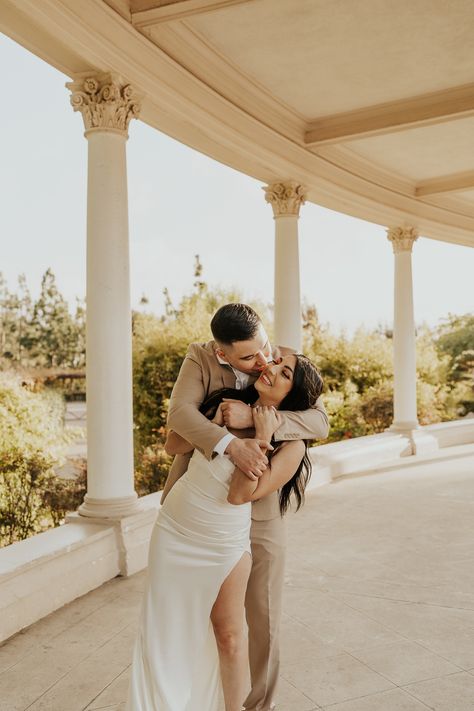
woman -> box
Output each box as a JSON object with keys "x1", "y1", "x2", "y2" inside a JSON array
[{"x1": 126, "y1": 354, "x2": 323, "y2": 711}]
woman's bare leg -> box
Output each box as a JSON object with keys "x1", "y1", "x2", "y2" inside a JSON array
[{"x1": 211, "y1": 552, "x2": 252, "y2": 711}]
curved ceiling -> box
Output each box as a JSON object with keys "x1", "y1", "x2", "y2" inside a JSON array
[{"x1": 2, "y1": 0, "x2": 474, "y2": 246}]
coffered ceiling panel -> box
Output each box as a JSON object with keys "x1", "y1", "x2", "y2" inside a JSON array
[{"x1": 186, "y1": 0, "x2": 474, "y2": 118}]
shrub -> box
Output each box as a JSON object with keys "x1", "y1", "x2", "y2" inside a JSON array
[
  {"x1": 0, "y1": 373, "x2": 79, "y2": 546},
  {"x1": 0, "y1": 447, "x2": 56, "y2": 545},
  {"x1": 42, "y1": 464, "x2": 87, "y2": 527},
  {"x1": 134, "y1": 444, "x2": 173, "y2": 497}
]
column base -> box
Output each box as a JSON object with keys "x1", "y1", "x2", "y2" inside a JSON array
[
  {"x1": 389, "y1": 420, "x2": 420, "y2": 433},
  {"x1": 67, "y1": 492, "x2": 161, "y2": 576},
  {"x1": 410, "y1": 429, "x2": 439, "y2": 456},
  {"x1": 78, "y1": 493, "x2": 139, "y2": 519},
  {"x1": 387, "y1": 423, "x2": 439, "y2": 456}
]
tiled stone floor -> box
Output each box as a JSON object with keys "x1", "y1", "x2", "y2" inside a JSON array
[{"x1": 1, "y1": 450, "x2": 474, "y2": 710}]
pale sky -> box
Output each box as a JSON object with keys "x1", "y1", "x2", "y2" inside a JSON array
[{"x1": 1, "y1": 33, "x2": 473, "y2": 334}]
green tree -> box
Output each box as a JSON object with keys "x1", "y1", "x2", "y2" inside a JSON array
[
  {"x1": 0, "y1": 374, "x2": 77, "y2": 546},
  {"x1": 435, "y1": 313, "x2": 474, "y2": 414},
  {"x1": 0, "y1": 273, "x2": 34, "y2": 364},
  {"x1": 27, "y1": 269, "x2": 81, "y2": 368}
]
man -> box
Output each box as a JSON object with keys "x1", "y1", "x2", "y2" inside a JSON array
[{"x1": 162, "y1": 303, "x2": 329, "y2": 711}]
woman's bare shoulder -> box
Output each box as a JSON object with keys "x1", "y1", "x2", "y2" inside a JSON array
[{"x1": 274, "y1": 439, "x2": 305, "y2": 458}]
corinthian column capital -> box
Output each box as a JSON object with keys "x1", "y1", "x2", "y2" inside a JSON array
[
  {"x1": 263, "y1": 180, "x2": 307, "y2": 217},
  {"x1": 66, "y1": 72, "x2": 142, "y2": 136},
  {"x1": 387, "y1": 226, "x2": 419, "y2": 254}
]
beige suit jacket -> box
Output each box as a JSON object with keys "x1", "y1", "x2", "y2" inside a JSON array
[{"x1": 166, "y1": 340, "x2": 329, "y2": 520}]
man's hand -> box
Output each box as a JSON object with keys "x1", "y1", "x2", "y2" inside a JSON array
[
  {"x1": 221, "y1": 399, "x2": 254, "y2": 429},
  {"x1": 225, "y1": 437, "x2": 273, "y2": 480}
]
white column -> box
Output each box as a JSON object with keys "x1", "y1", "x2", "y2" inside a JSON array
[
  {"x1": 264, "y1": 181, "x2": 307, "y2": 351},
  {"x1": 387, "y1": 226, "x2": 419, "y2": 431},
  {"x1": 67, "y1": 73, "x2": 142, "y2": 518}
]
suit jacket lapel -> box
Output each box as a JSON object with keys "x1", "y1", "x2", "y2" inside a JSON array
[{"x1": 220, "y1": 363, "x2": 237, "y2": 389}]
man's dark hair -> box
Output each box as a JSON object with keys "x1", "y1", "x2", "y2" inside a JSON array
[{"x1": 210, "y1": 303, "x2": 261, "y2": 345}]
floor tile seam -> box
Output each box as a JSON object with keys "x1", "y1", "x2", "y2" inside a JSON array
[
  {"x1": 319, "y1": 684, "x2": 433, "y2": 710},
  {"x1": 278, "y1": 673, "x2": 323, "y2": 707},
  {"x1": 0, "y1": 589, "x2": 124, "y2": 677},
  {"x1": 347, "y1": 648, "x2": 464, "y2": 688},
  {"x1": 345, "y1": 636, "x2": 464, "y2": 668},
  {"x1": 401, "y1": 668, "x2": 472, "y2": 691},
  {"x1": 284, "y1": 591, "x2": 467, "y2": 670},
  {"x1": 1, "y1": 609, "x2": 131, "y2": 688},
  {"x1": 280, "y1": 648, "x2": 383, "y2": 674},
  {"x1": 280, "y1": 610, "x2": 345, "y2": 654},
  {"x1": 298, "y1": 589, "x2": 418, "y2": 644},
  {"x1": 49, "y1": 589, "x2": 131, "y2": 639},
  {"x1": 333, "y1": 608, "x2": 467, "y2": 670},
  {"x1": 21, "y1": 620, "x2": 133, "y2": 710},
  {"x1": 399, "y1": 673, "x2": 464, "y2": 709},
  {"x1": 82, "y1": 663, "x2": 131, "y2": 711},
  {"x1": 344, "y1": 649, "x2": 399, "y2": 689},
  {"x1": 317, "y1": 586, "x2": 474, "y2": 612},
  {"x1": 287, "y1": 580, "x2": 441, "y2": 599},
  {"x1": 311, "y1": 588, "x2": 474, "y2": 664}
]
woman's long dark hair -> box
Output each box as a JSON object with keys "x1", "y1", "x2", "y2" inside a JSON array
[{"x1": 200, "y1": 355, "x2": 324, "y2": 516}]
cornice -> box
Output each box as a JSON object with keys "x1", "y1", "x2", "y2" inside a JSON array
[
  {"x1": 3, "y1": 0, "x2": 474, "y2": 248},
  {"x1": 143, "y1": 21, "x2": 305, "y2": 142}
]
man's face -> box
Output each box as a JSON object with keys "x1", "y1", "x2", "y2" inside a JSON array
[{"x1": 216, "y1": 324, "x2": 272, "y2": 375}]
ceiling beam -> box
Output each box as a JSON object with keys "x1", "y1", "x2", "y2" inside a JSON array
[
  {"x1": 416, "y1": 171, "x2": 474, "y2": 197},
  {"x1": 305, "y1": 83, "x2": 474, "y2": 146},
  {"x1": 131, "y1": 0, "x2": 255, "y2": 27}
]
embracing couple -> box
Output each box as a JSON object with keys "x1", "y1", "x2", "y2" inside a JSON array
[{"x1": 126, "y1": 303, "x2": 329, "y2": 711}]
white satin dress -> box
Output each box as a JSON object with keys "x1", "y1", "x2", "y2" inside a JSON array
[{"x1": 126, "y1": 450, "x2": 251, "y2": 711}]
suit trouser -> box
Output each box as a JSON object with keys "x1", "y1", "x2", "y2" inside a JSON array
[{"x1": 243, "y1": 515, "x2": 287, "y2": 711}]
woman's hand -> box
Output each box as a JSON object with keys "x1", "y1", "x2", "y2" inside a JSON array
[
  {"x1": 252, "y1": 405, "x2": 281, "y2": 443},
  {"x1": 211, "y1": 403, "x2": 225, "y2": 426}
]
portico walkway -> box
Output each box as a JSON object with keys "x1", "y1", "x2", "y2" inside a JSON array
[{"x1": 1, "y1": 451, "x2": 474, "y2": 711}]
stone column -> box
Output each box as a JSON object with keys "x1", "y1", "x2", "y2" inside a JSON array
[
  {"x1": 264, "y1": 181, "x2": 307, "y2": 351},
  {"x1": 67, "y1": 73, "x2": 141, "y2": 518},
  {"x1": 387, "y1": 226, "x2": 419, "y2": 432}
]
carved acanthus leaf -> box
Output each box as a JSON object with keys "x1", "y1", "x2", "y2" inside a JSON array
[
  {"x1": 66, "y1": 72, "x2": 141, "y2": 134},
  {"x1": 263, "y1": 181, "x2": 307, "y2": 217},
  {"x1": 387, "y1": 226, "x2": 419, "y2": 253}
]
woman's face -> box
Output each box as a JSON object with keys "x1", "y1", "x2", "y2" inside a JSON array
[{"x1": 254, "y1": 355, "x2": 297, "y2": 407}]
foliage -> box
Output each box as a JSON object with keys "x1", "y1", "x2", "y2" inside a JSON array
[
  {"x1": 135, "y1": 444, "x2": 173, "y2": 497},
  {"x1": 1, "y1": 260, "x2": 473, "y2": 521},
  {"x1": 42, "y1": 464, "x2": 87, "y2": 527},
  {"x1": 434, "y1": 313, "x2": 474, "y2": 414},
  {"x1": 0, "y1": 447, "x2": 57, "y2": 545},
  {"x1": 436, "y1": 313, "x2": 474, "y2": 363},
  {"x1": 0, "y1": 269, "x2": 85, "y2": 369},
  {"x1": 0, "y1": 374, "x2": 80, "y2": 546}
]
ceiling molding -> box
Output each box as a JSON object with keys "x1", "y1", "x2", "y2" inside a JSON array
[
  {"x1": 313, "y1": 145, "x2": 415, "y2": 197},
  {"x1": 144, "y1": 21, "x2": 305, "y2": 142},
  {"x1": 131, "y1": 0, "x2": 254, "y2": 27},
  {"x1": 3, "y1": 0, "x2": 474, "y2": 247},
  {"x1": 416, "y1": 171, "x2": 474, "y2": 196},
  {"x1": 305, "y1": 83, "x2": 474, "y2": 146}
]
